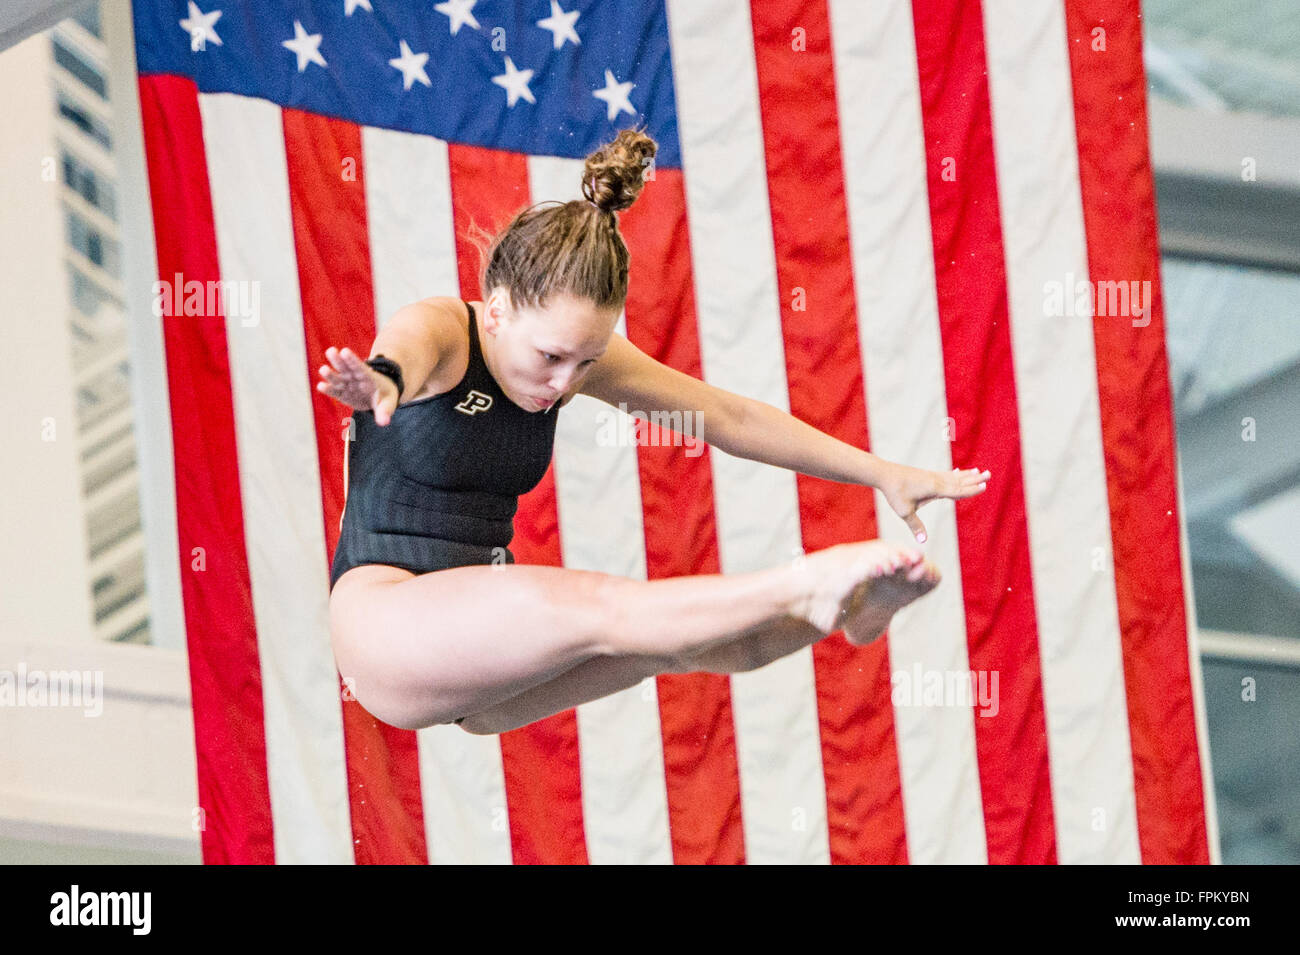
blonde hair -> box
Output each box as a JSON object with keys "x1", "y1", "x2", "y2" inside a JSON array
[{"x1": 469, "y1": 126, "x2": 658, "y2": 314}]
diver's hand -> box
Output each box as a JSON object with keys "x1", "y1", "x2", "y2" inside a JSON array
[
  {"x1": 879, "y1": 463, "x2": 990, "y2": 543},
  {"x1": 316, "y1": 347, "x2": 400, "y2": 426}
]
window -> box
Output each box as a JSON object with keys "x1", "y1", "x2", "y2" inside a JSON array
[
  {"x1": 52, "y1": 36, "x2": 107, "y2": 100},
  {"x1": 57, "y1": 91, "x2": 112, "y2": 149},
  {"x1": 65, "y1": 208, "x2": 120, "y2": 276},
  {"x1": 1161, "y1": 255, "x2": 1300, "y2": 865},
  {"x1": 61, "y1": 150, "x2": 117, "y2": 218},
  {"x1": 68, "y1": 262, "x2": 115, "y2": 321}
]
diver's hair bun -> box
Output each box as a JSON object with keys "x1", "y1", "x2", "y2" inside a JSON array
[{"x1": 581, "y1": 127, "x2": 658, "y2": 214}]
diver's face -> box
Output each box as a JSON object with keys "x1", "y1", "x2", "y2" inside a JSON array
[{"x1": 482, "y1": 289, "x2": 619, "y2": 412}]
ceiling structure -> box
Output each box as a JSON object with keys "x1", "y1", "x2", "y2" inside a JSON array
[{"x1": 0, "y1": 0, "x2": 92, "y2": 53}]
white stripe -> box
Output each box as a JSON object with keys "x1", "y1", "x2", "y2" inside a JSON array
[
  {"x1": 665, "y1": 0, "x2": 829, "y2": 864},
  {"x1": 359, "y1": 124, "x2": 513, "y2": 864},
  {"x1": 529, "y1": 155, "x2": 674, "y2": 865},
  {"x1": 982, "y1": 0, "x2": 1141, "y2": 862},
  {"x1": 829, "y1": 0, "x2": 988, "y2": 863},
  {"x1": 197, "y1": 92, "x2": 352, "y2": 863},
  {"x1": 102, "y1": 3, "x2": 187, "y2": 654},
  {"x1": 362, "y1": 127, "x2": 459, "y2": 326},
  {"x1": 413, "y1": 726, "x2": 513, "y2": 864}
]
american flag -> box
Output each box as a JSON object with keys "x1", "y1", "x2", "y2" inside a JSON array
[{"x1": 129, "y1": 0, "x2": 1217, "y2": 863}]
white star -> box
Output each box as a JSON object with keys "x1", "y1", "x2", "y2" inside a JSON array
[
  {"x1": 179, "y1": 2, "x2": 222, "y2": 51},
  {"x1": 389, "y1": 40, "x2": 431, "y2": 91},
  {"x1": 492, "y1": 56, "x2": 536, "y2": 107},
  {"x1": 593, "y1": 70, "x2": 636, "y2": 122},
  {"x1": 282, "y1": 20, "x2": 327, "y2": 72},
  {"x1": 344, "y1": 0, "x2": 372, "y2": 15},
  {"x1": 434, "y1": 0, "x2": 480, "y2": 36},
  {"x1": 536, "y1": 1, "x2": 580, "y2": 50}
]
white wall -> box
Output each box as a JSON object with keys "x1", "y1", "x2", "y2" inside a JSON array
[
  {"x1": 0, "y1": 31, "x2": 96, "y2": 644},
  {"x1": 0, "y1": 637, "x2": 200, "y2": 862},
  {"x1": 0, "y1": 14, "x2": 200, "y2": 866}
]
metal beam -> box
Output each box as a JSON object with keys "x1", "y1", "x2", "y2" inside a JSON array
[
  {"x1": 0, "y1": 0, "x2": 93, "y2": 53},
  {"x1": 1198, "y1": 629, "x2": 1300, "y2": 669},
  {"x1": 1151, "y1": 98, "x2": 1300, "y2": 272}
]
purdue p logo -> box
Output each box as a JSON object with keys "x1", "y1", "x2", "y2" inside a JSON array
[{"x1": 455, "y1": 390, "x2": 494, "y2": 415}]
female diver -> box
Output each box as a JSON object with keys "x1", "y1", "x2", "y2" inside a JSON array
[{"x1": 318, "y1": 129, "x2": 990, "y2": 735}]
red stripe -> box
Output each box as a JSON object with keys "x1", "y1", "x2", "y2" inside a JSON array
[
  {"x1": 910, "y1": 0, "x2": 1057, "y2": 863},
  {"x1": 1062, "y1": 0, "x2": 1210, "y2": 863},
  {"x1": 137, "y1": 75, "x2": 273, "y2": 864},
  {"x1": 448, "y1": 145, "x2": 590, "y2": 865},
  {"x1": 621, "y1": 170, "x2": 747, "y2": 864},
  {"x1": 750, "y1": 0, "x2": 908, "y2": 864},
  {"x1": 282, "y1": 110, "x2": 429, "y2": 865}
]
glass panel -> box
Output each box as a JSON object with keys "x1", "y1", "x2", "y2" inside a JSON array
[
  {"x1": 52, "y1": 36, "x2": 107, "y2": 100},
  {"x1": 64, "y1": 208, "x2": 120, "y2": 276},
  {"x1": 60, "y1": 149, "x2": 117, "y2": 218},
  {"x1": 1143, "y1": 0, "x2": 1300, "y2": 118},
  {"x1": 1162, "y1": 252, "x2": 1300, "y2": 862},
  {"x1": 57, "y1": 91, "x2": 112, "y2": 149},
  {"x1": 1163, "y1": 258, "x2": 1300, "y2": 416},
  {"x1": 68, "y1": 262, "x2": 114, "y2": 321},
  {"x1": 1200, "y1": 659, "x2": 1300, "y2": 863}
]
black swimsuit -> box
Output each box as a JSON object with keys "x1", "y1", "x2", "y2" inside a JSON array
[{"x1": 329, "y1": 301, "x2": 561, "y2": 592}]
